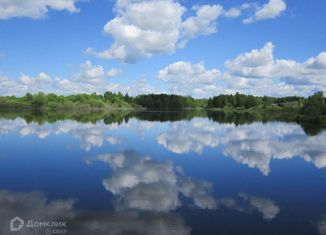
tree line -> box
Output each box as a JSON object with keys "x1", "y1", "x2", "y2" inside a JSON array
[
  {"x1": 206, "y1": 92, "x2": 307, "y2": 109},
  {"x1": 0, "y1": 91, "x2": 326, "y2": 117}
]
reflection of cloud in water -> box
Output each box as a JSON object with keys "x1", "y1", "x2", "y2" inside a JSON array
[
  {"x1": 91, "y1": 150, "x2": 279, "y2": 220},
  {"x1": 0, "y1": 118, "x2": 150, "y2": 151},
  {"x1": 157, "y1": 119, "x2": 326, "y2": 175},
  {"x1": 317, "y1": 214, "x2": 326, "y2": 235},
  {"x1": 0, "y1": 118, "x2": 159, "y2": 151},
  {"x1": 95, "y1": 150, "x2": 210, "y2": 211},
  {"x1": 218, "y1": 194, "x2": 280, "y2": 221},
  {"x1": 179, "y1": 176, "x2": 217, "y2": 209},
  {"x1": 2, "y1": 117, "x2": 322, "y2": 176},
  {"x1": 238, "y1": 193, "x2": 280, "y2": 221},
  {"x1": 0, "y1": 190, "x2": 75, "y2": 235},
  {"x1": 0, "y1": 189, "x2": 280, "y2": 235},
  {"x1": 157, "y1": 119, "x2": 222, "y2": 154},
  {"x1": 106, "y1": 136, "x2": 121, "y2": 145},
  {"x1": 223, "y1": 123, "x2": 326, "y2": 175},
  {"x1": 0, "y1": 190, "x2": 191, "y2": 235},
  {"x1": 71, "y1": 126, "x2": 104, "y2": 151},
  {"x1": 69, "y1": 211, "x2": 191, "y2": 235}
]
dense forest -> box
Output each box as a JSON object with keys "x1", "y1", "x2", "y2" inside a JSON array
[
  {"x1": 0, "y1": 91, "x2": 326, "y2": 119},
  {"x1": 206, "y1": 92, "x2": 305, "y2": 109},
  {"x1": 0, "y1": 92, "x2": 206, "y2": 110},
  {"x1": 133, "y1": 94, "x2": 206, "y2": 110},
  {"x1": 0, "y1": 91, "x2": 134, "y2": 110}
]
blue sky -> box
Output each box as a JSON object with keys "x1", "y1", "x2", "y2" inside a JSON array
[{"x1": 0, "y1": 0, "x2": 325, "y2": 97}]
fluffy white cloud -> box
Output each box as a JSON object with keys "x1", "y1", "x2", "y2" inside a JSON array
[
  {"x1": 0, "y1": 62, "x2": 107, "y2": 96},
  {"x1": 225, "y1": 42, "x2": 326, "y2": 92},
  {"x1": 107, "y1": 68, "x2": 122, "y2": 77},
  {"x1": 108, "y1": 77, "x2": 163, "y2": 95},
  {"x1": 87, "y1": 0, "x2": 225, "y2": 63},
  {"x1": 2, "y1": 42, "x2": 326, "y2": 98},
  {"x1": 0, "y1": 0, "x2": 79, "y2": 19},
  {"x1": 87, "y1": 0, "x2": 289, "y2": 62},
  {"x1": 243, "y1": 0, "x2": 286, "y2": 24},
  {"x1": 157, "y1": 61, "x2": 223, "y2": 97},
  {"x1": 157, "y1": 42, "x2": 326, "y2": 97},
  {"x1": 0, "y1": 76, "x2": 27, "y2": 96},
  {"x1": 74, "y1": 60, "x2": 106, "y2": 84},
  {"x1": 223, "y1": 7, "x2": 241, "y2": 18},
  {"x1": 305, "y1": 52, "x2": 326, "y2": 70},
  {"x1": 182, "y1": 4, "x2": 223, "y2": 40},
  {"x1": 158, "y1": 61, "x2": 220, "y2": 84},
  {"x1": 19, "y1": 72, "x2": 52, "y2": 86},
  {"x1": 225, "y1": 42, "x2": 275, "y2": 78},
  {"x1": 0, "y1": 60, "x2": 162, "y2": 96},
  {"x1": 87, "y1": 0, "x2": 185, "y2": 62}
]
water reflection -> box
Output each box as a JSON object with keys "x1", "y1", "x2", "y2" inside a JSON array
[
  {"x1": 0, "y1": 190, "x2": 191, "y2": 235},
  {"x1": 2, "y1": 114, "x2": 326, "y2": 175},
  {"x1": 157, "y1": 119, "x2": 326, "y2": 175},
  {"x1": 1, "y1": 110, "x2": 326, "y2": 135},
  {"x1": 0, "y1": 118, "x2": 156, "y2": 151},
  {"x1": 2, "y1": 107, "x2": 325, "y2": 234},
  {"x1": 217, "y1": 193, "x2": 280, "y2": 221},
  {"x1": 0, "y1": 118, "x2": 107, "y2": 151},
  {"x1": 89, "y1": 150, "x2": 217, "y2": 211},
  {"x1": 0, "y1": 190, "x2": 75, "y2": 235},
  {"x1": 317, "y1": 215, "x2": 326, "y2": 235},
  {"x1": 0, "y1": 148, "x2": 282, "y2": 234},
  {"x1": 87, "y1": 150, "x2": 280, "y2": 220}
]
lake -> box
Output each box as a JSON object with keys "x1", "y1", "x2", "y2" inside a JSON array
[{"x1": 1, "y1": 111, "x2": 326, "y2": 235}]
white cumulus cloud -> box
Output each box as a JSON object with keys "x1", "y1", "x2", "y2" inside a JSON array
[
  {"x1": 157, "y1": 42, "x2": 326, "y2": 97},
  {"x1": 87, "y1": 0, "x2": 225, "y2": 63},
  {"x1": 182, "y1": 4, "x2": 223, "y2": 40},
  {"x1": 0, "y1": 0, "x2": 80, "y2": 19},
  {"x1": 243, "y1": 0, "x2": 286, "y2": 24},
  {"x1": 107, "y1": 68, "x2": 122, "y2": 77},
  {"x1": 74, "y1": 60, "x2": 106, "y2": 84}
]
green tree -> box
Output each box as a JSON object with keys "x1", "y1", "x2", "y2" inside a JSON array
[
  {"x1": 301, "y1": 91, "x2": 326, "y2": 116},
  {"x1": 32, "y1": 92, "x2": 47, "y2": 108}
]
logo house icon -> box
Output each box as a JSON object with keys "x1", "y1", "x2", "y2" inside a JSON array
[{"x1": 10, "y1": 217, "x2": 24, "y2": 232}]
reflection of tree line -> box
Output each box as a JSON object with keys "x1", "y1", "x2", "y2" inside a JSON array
[
  {"x1": 0, "y1": 109, "x2": 325, "y2": 136},
  {"x1": 0, "y1": 110, "x2": 133, "y2": 125},
  {"x1": 207, "y1": 111, "x2": 326, "y2": 136},
  {"x1": 207, "y1": 111, "x2": 256, "y2": 126}
]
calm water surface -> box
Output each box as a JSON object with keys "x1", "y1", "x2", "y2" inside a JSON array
[{"x1": 1, "y1": 112, "x2": 326, "y2": 234}]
